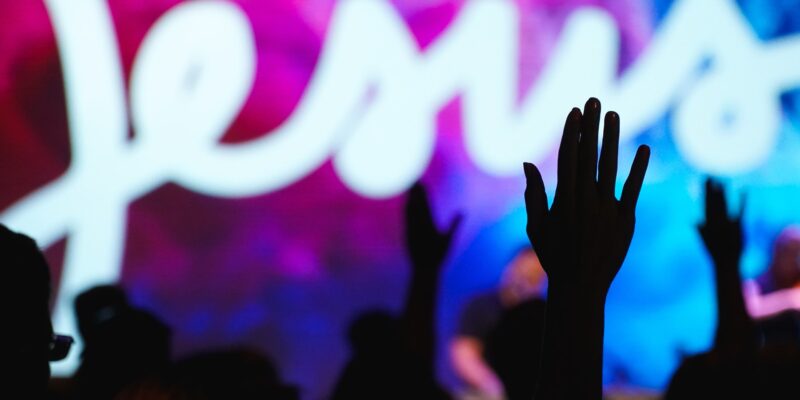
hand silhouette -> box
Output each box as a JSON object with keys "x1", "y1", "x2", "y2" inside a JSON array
[
  {"x1": 402, "y1": 183, "x2": 461, "y2": 374},
  {"x1": 523, "y1": 98, "x2": 650, "y2": 296},
  {"x1": 405, "y1": 183, "x2": 462, "y2": 271},
  {"x1": 699, "y1": 178, "x2": 744, "y2": 266},
  {"x1": 525, "y1": 98, "x2": 649, "y2": 399},
  {"x1": 697, "y1": 177, "x2": 755, "y2": 358},
  {"x1": 333, "y1": 184, "x2": 457, "y2": 400}
]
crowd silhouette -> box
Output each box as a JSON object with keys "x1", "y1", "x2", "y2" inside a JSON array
[
  {"x1": 6, "y1": 97, "x2": 800, "y2": 399},
  {"x1": 1, "y1": 224, "x2": 60, "y2": 398}
]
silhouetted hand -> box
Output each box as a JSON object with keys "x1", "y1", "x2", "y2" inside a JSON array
[
  {"x1": 526, "y1": 98, "x2": 649, "y2": 399},
  {"x1": 523, "y1": 98, "x2": 650, "y2": 296},
  {"x1": 333, "y1": 184, "x2": 457, "y2": 400},
  {"x1": 405, "y1": 183, "x2": 461, "y2": 271},
  {"x1": 699, "y1": 178, "x2": 744, "y2": 266},
  {"x1": 403, "y1": 183, "x2": 461, "y2": 377},
  {"x1": 697, "y1": 177, "x2": 755, "y2": 358}
]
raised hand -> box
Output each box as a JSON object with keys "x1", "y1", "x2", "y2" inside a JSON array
[
  {"x1": 698, "y1": 177, "x2": 755, "y2": 358},
  {"x1": 525, "y1": 98, "x2": 649, "y2": 399},
  {"x1": 405, "y1": 183, "x2": 461, "y2": 271},
  {"x1": 403, "y1": 183, "x2": 461, "y2": 373},
  {"x1": 523, "y1": 98, "x2": 650, "y2": 296}
]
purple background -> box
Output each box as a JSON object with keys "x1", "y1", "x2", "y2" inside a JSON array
[{"x1": 5, "y1": 1, "x2": 800, "y2": 399}]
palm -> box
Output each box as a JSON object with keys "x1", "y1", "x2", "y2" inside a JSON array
[
  {"x1": 524, "y1": 98, "x2": 649, "y2": 292},
  {"x1": 699, "y1": 178, "x2": 744, "y2": 265}
]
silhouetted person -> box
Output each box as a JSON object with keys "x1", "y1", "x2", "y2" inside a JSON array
[
  {"x1": 0, "y1": 224, "x2": 72, "y2": 397},
  {"x1": 75, "y1": 285, "x2": 130, "y2": 344},
  {"x1": 755, "y1": 226, "x2": 800, "y2": 295},
  {"x1": 71, "y1": 286, "x2": 171, "y2": 399},
  {"x1": 333, "y1": 310, "x2": 428, "y2": 399},
  {"x1": 523, "y1": 98, "x2": 650, "y2": 398},
  {"x1": 172, "y1": 348, "x2": 297, "y2": 400},
  {"x1": 451, "y1": 248, "x2": 546, "y2": 399},
  {"x1": 743, "y1": 226, "x2": 800, "y2": 346},
  {"x1": 482, "y1": 298, "x2": 546, "y2": 400},
  {"x1": 331, "y1": 183, "x2": 460, "y2": 400},
  {"x1": 665, "y1": 178, "x2": 800, "y2": 399},
  {"x1": 346, "y1": 310, "x2": 403, "y2": 363}
]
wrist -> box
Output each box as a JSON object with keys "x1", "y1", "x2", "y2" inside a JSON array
[
  {"x1": 544, "y1": 282, "x2": 607, "y2": 339},
  {"x1": 708, "y1": 248, "x2": 741, "y2": 266},
  {"x1": 711, "y1": 257, "x2": 742, "y2": 278},
  {"x1": 540, "y1": 280, "x2": 607, "y2": 399},
  {"x1": 547, "y1": 277, "x2": 609, "y2": 306}
]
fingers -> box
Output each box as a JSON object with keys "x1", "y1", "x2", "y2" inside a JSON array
[
  {"x1": 620, "y1": 145, "x2": 650, "y2": 214},
  {"x1": 705, "y1": 178, "x2": 729, "y2": 224},
  {"x1": 578, "y1": 98, "x2": 601, "y2": 187},
  {"x1": 598, "y1": 111, "x2": 619, "y2": 198},
  {"x1": 705, "y1": 178, "x2": 746, "y2": 225},
  {"x1": 408, "y1": 183, "x2": 461, "y2": 243},
  {"x1": 524, "y1": 162, "x2": 548, "y2": 242},
  {"x1": 553, "y1": 108, "x2": 581, "y2": 208},
  {"x1": 406, "y1": 183, "x2": 435, "y2": 231}
]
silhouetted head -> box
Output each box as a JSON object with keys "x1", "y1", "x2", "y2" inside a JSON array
[
  {"x1": 335, "y1": 309, "x2": 449, "y2": 400},
  {"x1": 167, "y1": 348, "x2": 298, "y2": 400},
  {"x1": 74, "y1": 304, "x2": 171, "y2": 399},
  {"x1": 347, "y1": 310, "x2": 402, "y2": 357},
  {"x1": 75, "y1": 284, "x2": 129, "y2": 343},
  {"x1": 0, "y1": 224, "x2": 53, "y2": 395},
  {"x1": 484, "y1": 298, "x2": 546, "y2": 400},
  {"x1": 765, "y1": 226, "x2": 800, "y2": 291}
]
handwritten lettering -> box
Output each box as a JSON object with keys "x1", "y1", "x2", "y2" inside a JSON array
[{"x1": 2, "y1": 0, "x2": 799, "y2": 374}]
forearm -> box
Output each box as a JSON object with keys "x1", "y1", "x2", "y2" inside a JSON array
[
  {"x1": 712, "y1": 258, "x2": 756, "y2": 354},
  {"x1": 402, "y1": 265, "x2": 439, "y2": 368},
  {"x1": 536, "y1": 282, "x2": 606, "y2": 399},
  {"x1": 748, "y1": 287, "x2": 800, "y2": 318},
  {"x1": 450, "y1": 338, "x2": 504, "y2": 397}
]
